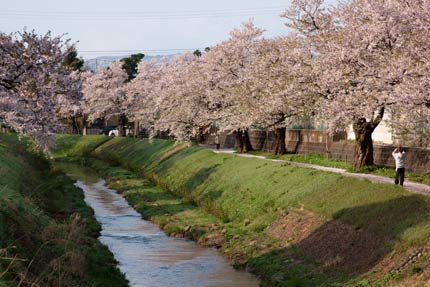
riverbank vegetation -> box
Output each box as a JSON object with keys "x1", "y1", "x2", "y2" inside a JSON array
[
  {"x1": 0, "y1": 134, "x2": 128, "y2": 287},
  {"x1": 54, "y1": 134, "x2": 430, "y2": 287}
]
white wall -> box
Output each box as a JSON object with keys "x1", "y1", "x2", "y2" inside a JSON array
[{"x1": 347, "y1": 116, "x2": 393, "y2": 144}]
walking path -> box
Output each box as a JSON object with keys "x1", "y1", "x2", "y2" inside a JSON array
[{"x1": 203, "y1": 146, "x2": 430, "y2": 195}]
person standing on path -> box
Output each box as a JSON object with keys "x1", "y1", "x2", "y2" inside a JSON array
[
  {"x1": 392, "y1": 145, "x2": 406, "y2": 186},
  {"x1": 214, "y1": 134, "x2": 220, "y2": 150}
]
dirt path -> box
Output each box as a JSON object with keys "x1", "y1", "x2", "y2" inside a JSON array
[{"x1": 205, "y1": 146, "x2": 430, "y2": 195}]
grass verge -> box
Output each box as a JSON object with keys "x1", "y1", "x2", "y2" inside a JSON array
[{"x1": 249, "y1": 151, "x2": 352, "y2": 170}]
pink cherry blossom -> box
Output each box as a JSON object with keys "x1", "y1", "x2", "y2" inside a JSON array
[{"x1": 0, "y1": 30, "x2": 81, "y2": 152}]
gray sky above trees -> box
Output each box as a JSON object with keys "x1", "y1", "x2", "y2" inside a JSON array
[{"x1": 0, "y1": 0, "x2": 337, "y2": 59}]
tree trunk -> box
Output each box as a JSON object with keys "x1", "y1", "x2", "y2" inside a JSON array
[
  {"x1": 273, "y1": 127, "x2": 287, "y2": 155},
  {"x1": 118, "y1": 114, "x2": 127, "y2": 137},
  {"x1": 234, "y1": 131, "x2": 243, "y2": 152},
  {"x1": 196, "y1": 128, "x2": 203, "y2": 144},
  {"x1": 241, "y1": 130, "x2": 253, "y2": 153},
  {"x1": 133, "y1": 120, "x2": 139, "y2": 137},
  {"x1": 353, "y1": 123, "x2": 374, "y2": 169},
  {"x1": 352, "y1": 107, "x2": 385, "y2": 169},
  {"x1": 193, "y1": 132, "x2": 200, "y2": 145},
  {"x1": 234, "y1": 129, "x2": 253, "y2": 152},
  {"x1": 325, "y1": 131, "x2": 332, "y2": 159},
  {"x1": 234, "y1": 130, "x2": 244, "y2": 152},
  {"x1": 198, "y1": 127, "x2": 208, "y2": 143},
  {"x1": 71, "y1": 116, "x2": 80, "y2": 134}
]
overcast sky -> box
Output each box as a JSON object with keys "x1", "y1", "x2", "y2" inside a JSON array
[{"x1": 0, "y1": 0, "x2": 338, "y2": 59}]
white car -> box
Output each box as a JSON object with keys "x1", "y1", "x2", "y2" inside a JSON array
[
  {"x1": 108, "y1": 129, "x2": 119, "y2": 137},
  {"x1": 108, "y1": 128, "x2": 131, "y2": 137}
]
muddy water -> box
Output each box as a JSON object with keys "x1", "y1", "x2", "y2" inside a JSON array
[{"x1": 60, "y1": 164, "x2": 260, "y2": 287}]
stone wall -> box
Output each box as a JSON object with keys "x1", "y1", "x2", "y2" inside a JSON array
[
  {"x1": 284, "y1": 132, "x2": 430, "y2": 173},
  {"x1": 330, "y1": 142, "x2": 430, "y2": 173},
  {"x1": 284, "y1": 135, "x2": 430, "y2": 173},
  {"x1": 203, "y1": 133, "x2": 235, "y2": 148}
]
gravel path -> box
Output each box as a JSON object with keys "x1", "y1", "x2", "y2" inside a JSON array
[{"x1": 205, "y1": 146, "x2": 430, "y2": 195}]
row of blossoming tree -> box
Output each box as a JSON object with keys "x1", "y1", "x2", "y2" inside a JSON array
[
  {"x1": 80, "y1": 0, "x2": 430, "y2": 168},
  {"x1": 2, "y1": 0, "x2": 430, "y2": 169}
]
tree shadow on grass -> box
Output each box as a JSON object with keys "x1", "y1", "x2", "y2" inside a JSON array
[
  {"x1": 176, "y1": 166, "x2": 224, "y2": 205},
  {"x1": 128, "y1": 166, "x2": 224, "y2": 220},
  {"x1": 138, "y1": 190, "x2": 180, "y2": 202},
  {"x1": 183, "y1": 166, "x2": 219, "y2": 191},
  {"x1": 124, "y1": 181, "x2": 199, "y2": 219},
  {"x1": 124, "y1": 183, "x2": 178, "y2": 202},
  {"x1": 248, "y1": 195, "x2": 430, "y2": 286},
  {"x1": 150, "y1": 146, "x2": 201, "y2": 175},
  {"x1": 129, "y1": 193, "x2": 198, "y2": 219}
]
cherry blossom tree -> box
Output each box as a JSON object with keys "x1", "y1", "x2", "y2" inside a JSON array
[
  {"x1": 152, "y1": 53, "x2": 210, "y2": 141},
  {"x1": 56, "y1": 70, "x2": 88, "y2": 134},
  {"x1": 128, "y1": 21, "x2": 268, "y2": 147},
  {"x1": 82, "y1": 61, "x2": 129, "y2": 136},
  {"x1": 282, "y1": 0, "x2": 418, "y2": 168},
  {"x1": 395, "y1": 1, "x2": 430, "y2": 122},
  {"x1": 0, "y1": 30, "x2": 79, "y2": 152},
  {"x1": 126, "y1": 20, "x2": 317, "y2": 153},
  {"x1": 127, "y1": 53, "x2": 212, "y2": 142},
  {"x1": 246, "y1": 35, "x2": 317, "y2": 154},
  {"x1": 126, "y1": 59, "x2": 169, "y2": 138},
  {"x1": 201, "y1": 20, "x2": 265, "y2": 152}
]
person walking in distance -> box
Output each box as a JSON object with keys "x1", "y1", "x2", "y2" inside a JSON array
[
  {"x1": 214, "y1": 133, "x2": 220, "y2": 150},
  {"x1": 392, "y1": 145, "x2": 406, "y2": 186}
]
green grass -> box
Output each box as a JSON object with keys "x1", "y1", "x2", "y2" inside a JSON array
[
  {"x1": 54, "y1": 135, "x2": 430, "y2": 287},
  {"x1": 54, "y1": 134, "x2": 112, "y2": 158},
  {"x1": 249, "y1": 151, "x2": 353, "y2": 169},
  {"x1": 251, "y1": 150, "x2": 430, "y2": 185},
  {"x1": 0, "y1": 134, "x2": 128, "y2": 287}
]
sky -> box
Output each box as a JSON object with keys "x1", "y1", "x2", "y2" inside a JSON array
[{"x1": 0, "y1": 0, "x2": 338, "y2": 59}]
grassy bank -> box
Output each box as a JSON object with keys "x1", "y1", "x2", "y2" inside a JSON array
[
  {"x1": 249, "y1": 151, "x2": 353, "y2": 170},
  {"x1": 55, "y1": 135, "x2": 430, "y2": 287},
  {"x1": 0, "y1": 134, "x2": 127, "y2": 287}
]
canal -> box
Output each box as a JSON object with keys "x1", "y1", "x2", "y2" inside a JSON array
[{"x1": 59, "y1": 163, "x2": 260, "y2": 287}]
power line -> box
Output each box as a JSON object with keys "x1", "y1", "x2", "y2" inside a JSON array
[
  {"x1": 0, "y1": 6, "x2": 286, "y2": 15},
  {"x1": 0, "y1": 6, "x2": 286, "y2": 21},
  {"x1": 79, "y1": 48, "x2": 199, "y2": 52},
  {"x1": 0, "y1": 13, "x2": 279, "y2": 21},
  {"x1": 77, "y1": 48, "x2": 203, "y2": 56},
  {"x1": 0, "y1": 11, "x2": 278, "y2": 17}
]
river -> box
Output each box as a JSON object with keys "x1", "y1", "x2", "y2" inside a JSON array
[{"x1": 59, "y1": 163, "x2": 260, "y2": 287}]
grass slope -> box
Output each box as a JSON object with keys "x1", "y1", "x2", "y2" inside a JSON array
[
  {"x1": 0, "y1": 134, "x2": 127, "y2": 287},
  {"x1": 55, "y1": 135, "x2": 430, "y2": 287}
]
